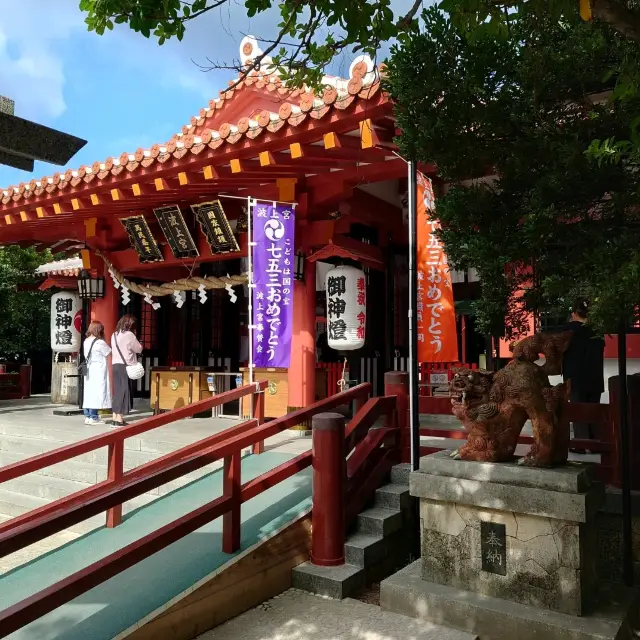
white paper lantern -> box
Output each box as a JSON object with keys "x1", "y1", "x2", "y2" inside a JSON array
[
  {"x1": 50, "y1": 292, "x2": 82, "y2": 353},
  {"x1": 325, "y1": 266, "x2": 366, "y2": 351}
]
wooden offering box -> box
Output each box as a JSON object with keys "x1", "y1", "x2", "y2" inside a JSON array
[
  {"x1": 240, "y1": 367, "x2": 328, "y2": 419},
  {"x1": 241, "y1": 367, "x2": 289, "y2": 418},
  {"x1": 150, "y1": 366, "x2": 222, "y2": 413}
]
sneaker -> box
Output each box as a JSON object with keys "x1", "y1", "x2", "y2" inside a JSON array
[
  {"x1": 84, "y1": 417, "x2": 90, "y2": 425},
  {"x1": 87, "y1": 418, "x2": 104, "y2": 425}
]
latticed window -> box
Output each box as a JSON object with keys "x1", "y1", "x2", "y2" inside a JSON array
[
  {"x1": 539, "y1": 310, "x2": 567, "y2": 333},
  {"x1": 139, "y1": 301, "x2": 157, "y2": 351}
]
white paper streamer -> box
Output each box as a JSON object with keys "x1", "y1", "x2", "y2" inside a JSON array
[
  {"x1": 225, "y1": 274, "x2": 237, "y2": 304},
  {"x1": 109, "y1": 269, "x2": 121, "y2": 290},
  {"x1": 173, "y1": 290, "x2": 185, "y2": 309},
  {"x1": 121, "y1": 286, "x2": 130, "y2": 306},
  {"x1": 198, "y1": 284, "x2": 207, "y2": 304}
]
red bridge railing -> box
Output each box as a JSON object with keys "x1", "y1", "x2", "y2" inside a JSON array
[
  {"x1": 0, "y1": 376, "x2": 403, "y2": 638},
  {"x1": 0, "y1": 381, "x2": 267, "y2": 537},
  {"x1": 4, "y1": 366, "x2": 619, "y2": 637}
]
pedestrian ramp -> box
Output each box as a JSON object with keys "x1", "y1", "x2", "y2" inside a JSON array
[{"x1": 0, "y1": 451, "x2": 312, "y2": 640}]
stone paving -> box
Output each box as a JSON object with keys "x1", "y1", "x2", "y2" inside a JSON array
[{"x1": 197, "y1": 588, "x2": 476, "y2": 640}]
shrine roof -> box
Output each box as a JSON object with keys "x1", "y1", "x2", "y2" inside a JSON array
[
  {"x1": 0, "y1": 36, "x2": 388, "y2": 211},
  {"x1": 35, "y1": 256, "x2": 82, "y2": 276}
]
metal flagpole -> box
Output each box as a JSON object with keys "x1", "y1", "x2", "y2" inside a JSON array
[
  {"x1": 407, "y1": 160, "x2": 420, "y2": 471},
  {"x1": 618, "y1": 321, "x2": 633, "y2": 586},
  {"x1": 247, "y1": 196, "x2": 255, "y2": 386}
]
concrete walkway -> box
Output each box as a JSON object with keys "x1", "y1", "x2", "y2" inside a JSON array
[{"x1": 198, "y1": 589, "x2": 476, "y2": 640}]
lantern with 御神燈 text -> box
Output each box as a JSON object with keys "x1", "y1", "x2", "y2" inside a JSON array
[
  {"x1": 50, "y1": 292, "x2": 82, "y2": 353},
  {"x1": 325, "y1": 265, "x2": 366, "y2": 351}
]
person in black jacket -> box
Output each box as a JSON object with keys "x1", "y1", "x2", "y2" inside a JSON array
[{"x1": 561, "y1": 297, "x2": 605, "y2": 451}]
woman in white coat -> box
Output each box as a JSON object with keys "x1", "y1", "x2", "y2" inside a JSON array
[{"x1": 82, "y1": 321, "x2": 112, "y2": 425}]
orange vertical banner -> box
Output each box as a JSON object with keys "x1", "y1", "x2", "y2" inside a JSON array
[{"x1": 416, "y1": 172, "x2": 458, "y2": 362}]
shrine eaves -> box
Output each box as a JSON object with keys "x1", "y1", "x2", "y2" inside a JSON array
[{"x1": 0, "y1": 96, "x2": 86, "y2": 172}]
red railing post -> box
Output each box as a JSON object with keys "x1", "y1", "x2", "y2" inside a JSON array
[
  {"x1": 106, "y1": 440, "x2": 124, "y2": 528},
  {"x1": 354, "y1": 392, "x2": 366, "y2": 415},
  {"x1": 19, "y1": 365, "x2": 31, "y2": 399},
  {"x1": 252, "y1": 388, "x2": 265, "y2": 455},
  {"x1": 222, "y1": 451, "x2": 241, "y2": 553},
  {"x1": 311, "y1": 412, "x2": 345, "y2": 567},
  {"x1": 384, "y1": 371, "x2": 410, "y2": 463}
]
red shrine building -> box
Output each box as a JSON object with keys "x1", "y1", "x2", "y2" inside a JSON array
[{"x1": 13, "y1": 37, "x2": 633, "y2": 411}]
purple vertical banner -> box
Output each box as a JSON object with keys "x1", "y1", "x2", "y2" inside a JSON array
[{"x1": 252, "y1": 203, "x2": 295, "y2": 367}]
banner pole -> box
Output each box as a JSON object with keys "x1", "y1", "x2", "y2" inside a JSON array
[
  {"x1": 408, "y1": 160, "x2": 420, "y2": 471},
  {"x1": 247, "y1": 197, "x2": 254, "y2": 387}
]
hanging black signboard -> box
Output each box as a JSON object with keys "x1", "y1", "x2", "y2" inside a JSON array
[
  {"x1": 120, "y1": 215, "x2": 164, "y2": 263},
  {"x1": 192, "y1": 200, "x2": 240, "y2": 254},
  {"x1": 154, "y1": 205, "x2": 199, "y2": 259}
]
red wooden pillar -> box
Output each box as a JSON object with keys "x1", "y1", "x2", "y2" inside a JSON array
[
  {"x1": 222, "y1": 452, "x2": 241, "y2": 553},
  {"x1": 251, "y1": 388, "x2": 265, "y2": 455},
  {"x1": 19, "y1": 365, "x2": 31, "y2": 399},
  {"x1": 311, "y1": 412, "x2": 346, "y2": 566},
  {"x1": 385, "y1": 371, "x2": 410, "y2": 462},
  {"x1": 106, "y1": 440, "x2": 124, "y2": 527},
  {"x1": 91, "y1": 264, "x2": 119, "y2": 339},
  {"x1": 287, "y1": 257, "x2": 317, "y2": 423}
]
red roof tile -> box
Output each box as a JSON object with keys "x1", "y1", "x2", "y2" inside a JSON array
[{"x1": 1, "y1": 38, "x2": 386, "y2": 209}]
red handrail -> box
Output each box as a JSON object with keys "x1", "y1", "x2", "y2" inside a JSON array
[
  {"x1": 0, "y1": 420, "x2": 260, "y2": 555},
  {"x1": 0, "y1": 381, "x2": 267, "y2": 484},
  {"x1": 0, "y1": 382, "x2": 376, "y2": 638}
]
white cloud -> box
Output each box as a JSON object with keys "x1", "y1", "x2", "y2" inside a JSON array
[{"x1": 0, "y1": 0, "x2": 85, "y2": 121}]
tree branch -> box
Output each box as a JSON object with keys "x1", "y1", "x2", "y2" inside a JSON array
[
  {"x1": 397, "y1": 0, "x2": 423, "y2": 30},
  {"x1": 591, "y1": 0, "x2": 640, "y2": 42}
]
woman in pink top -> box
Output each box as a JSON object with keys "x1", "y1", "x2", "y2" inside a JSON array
[{"x1": 111, "y1": 314, "x2": 143, "y2": 426}]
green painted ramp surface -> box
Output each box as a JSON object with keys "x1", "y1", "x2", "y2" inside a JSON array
[{"x1": 1, "y1": 451, "x2": 312, "y2": 640}]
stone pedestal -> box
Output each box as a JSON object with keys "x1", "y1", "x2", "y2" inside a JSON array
[
  {"x1": 380, "y1": 452, "x2": 639, "y2": 640},
  {"x1": 414, "y1": 451, "x2": 603, "y2": 615}
]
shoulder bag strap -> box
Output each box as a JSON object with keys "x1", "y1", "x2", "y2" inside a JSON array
[
  {"x1": 86, "y1": 337, "x2": 97, "y2": 361},
  {"x1": 114, "y1": 333, "x2": 127, "y2": 364}
]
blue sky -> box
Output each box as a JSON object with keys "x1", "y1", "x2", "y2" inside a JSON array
[{"x1": 0, "y1": 0, "x2": 414, "y2": 190}]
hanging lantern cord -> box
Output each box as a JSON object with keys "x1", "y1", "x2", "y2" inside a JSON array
[{"x1": 337, "y1": 357, "x2": 349, "y2": 391}]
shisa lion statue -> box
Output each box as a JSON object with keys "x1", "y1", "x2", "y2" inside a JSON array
[{"x1": 449, "y1": 331, "x2": 574, "y2": 467}]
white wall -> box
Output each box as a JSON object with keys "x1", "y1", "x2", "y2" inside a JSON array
[{"x1": 547, "y1": 358, "x2": 640, "y2": 403}]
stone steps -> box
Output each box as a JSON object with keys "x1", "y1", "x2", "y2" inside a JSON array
[
  {"x1": 0, "y1": 484, "x2": 159, "y2": 534},
  {"x1": 292, "y1": 465, "x2": 417, "y2": 599},
  {"x1": 0, "y1": 450, "x2": 223, "y2": 495},
  {"x1": 380, "y1": 561, "x2": 635, "y2": 640},
  {"x1": 0, "y1": 417, "x2": 236, "y2": 534}
]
